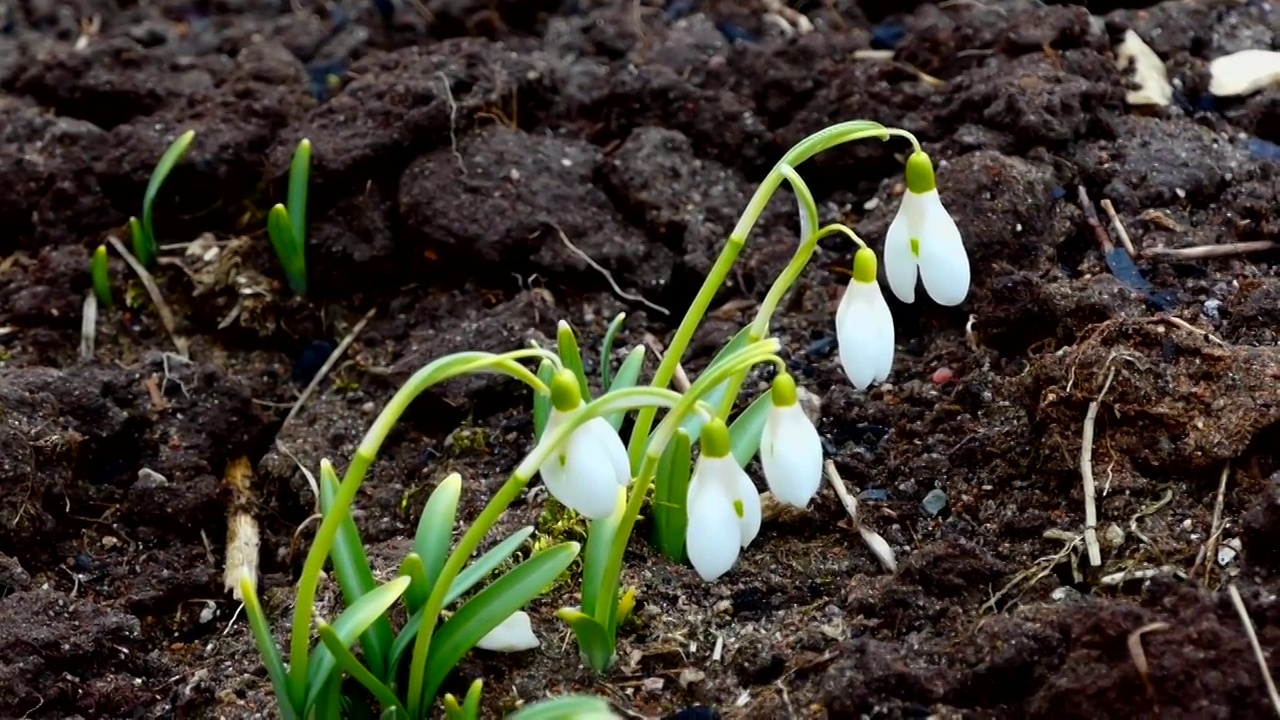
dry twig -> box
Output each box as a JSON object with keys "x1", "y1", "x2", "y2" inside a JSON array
[
  {"x1": 1196, "y1": 464, "x2": 1232, "y2": 585},
  {"x1": 1080, "y1": 363, "x2": 1117, "y2": 567},
  {"x1": 1143, "y1": 241, "x2": 1276, "y2": 261},
  {"x1": 1077, "y1": 186, "x2": 1115, "y2": 253},
  {"x1": 1101, "y1": 199, "x2": 1139, "y2": 258},
  {"x1": 1128, "y1": 621, "x2": 1171, "y2": 700},
  {"x1": 80, "y1": 291, "x2": 98, "y2": 361},
  {"x1": 552, "y1": 225, "x2": 669, "y2": 315},
  {"x1": 280, "y1": 308, "x2": 377, "y2": 432},
  {"x1": 824, "y1": 459, "x2": 896, "y2": 572},
  {"x1": 1228, "y1": 584, "x2": 1280, "y2": 718},
  {"x1": 642, "y1": 332, "x2": 691, "y2": 392},
  {"x1": 106, "y1": 234, "x2": 189, "y2": 357}
]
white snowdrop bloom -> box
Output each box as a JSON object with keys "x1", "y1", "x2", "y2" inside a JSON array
[
  {"x1": 883, "y1": 150, "x2": 970, "y2": 307},
  {"x1": 538, "y1": 370, "x2": 631, "y2": 520},
  {"x1": 759, "y1": 373, "x2": 823, "y2": 509},
  {"x1": 836, "y1": 247, "x2": 895, "y2": 391},
  {"x1": 685, "y1": 419, "x2": 762, "y2": 582},
  {"x1": 476, "y1": 611, "x2": 541, "y2": 652}
]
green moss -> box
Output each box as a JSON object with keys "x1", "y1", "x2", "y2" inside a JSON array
[{"x1": 443, "y1": 425, "x2": 489, "y2": 457}]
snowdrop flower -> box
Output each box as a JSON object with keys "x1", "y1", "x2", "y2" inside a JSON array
[
  {"x1": 476, "y1": 611, "x2": 540, "y2": 652},
  {"x1": 685, "y1": 419, "x2": 761, "y2": 582},
  {"x1": 759, "y1": 373, "x2": 822, "y2": 509},
  {"x1": 883, "y1": 150, "x2": 970, "y2": 306},
  {"x1": 836, "y1": 247, "x2": 895, "y2": 390},
  {"x1": 538, "y1": 369, "x2": 630, "y2": 519}
]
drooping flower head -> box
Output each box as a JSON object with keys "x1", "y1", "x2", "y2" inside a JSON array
[
  {"x1": 538, "y1": 369, "x2": 630, "y2": 519},
  {"x1": 685, "y1": 418, "x2": 761, "y2": 582},
  {"x1": 883, "y1": 150, "x2": 970, "y2": 307},
  {"x1": 759, "y1": 373, "x2": 823, "y2": 509},
  {"x1": 836, "y1": 246, "x2": 895, "y2": 390}
]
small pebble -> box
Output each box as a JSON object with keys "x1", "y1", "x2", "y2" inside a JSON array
[
  {"x1": 931, "y1": 367, "x2": 954, "y2": 385},
  {"x1": 921, "y1": 488, "x2": 948, "y2": 517},
  {"x1": 859, "y1": 488, "x2": 889, "y2": 503}
]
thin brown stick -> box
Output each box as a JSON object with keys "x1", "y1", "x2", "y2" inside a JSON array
[
  {"x1": 1076, "y1": 186, "x2": 1115, "y2": 253},
  {"x1": 552, "y1": 225, "x2": 669, "y2": 315},
  {"x1": 1228, "y1": 584, "x2": 1280, "y2": 718},
  {"x1": 1101, "y1": 199, "x2": 1139, "y2": 258},
  {"x1": 1128, "y1": 621, "x2": 1171, "y2": 700},
  {"x1": 1198, "y1": 464, "x2": 1232, "y2": 585},
  {"x1": 280, "y1": 308, "x2": 376, "y2": 432},
  {"x1": 1080, "y1": 365, "x2": 1117, "y2": 567},
  {"x1": 1143, "y1": 241, "x2": 1276, "y2": 260},
  {"x1": 106, "y1": 234, "x2": 189, "y2": 357},
  {"x1": 1162, "y1": 315, "x2": 1227, "y2": 347},
  {"x1": 642, "y1": 332, "x2": 691, "y2": 392},
  {"x1": 824, "y1": 459, "x2": 897, "y2": 572}
]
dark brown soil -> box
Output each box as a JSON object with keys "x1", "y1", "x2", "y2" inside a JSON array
[{"x1": 2, "y1": 0, "x2": 1280, "y2": 718}]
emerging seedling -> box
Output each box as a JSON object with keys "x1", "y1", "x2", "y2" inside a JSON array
[
  {"x1": 90, "y1": 244, "x2": 112, "y2": 308},
  {"x1": 266, "y1": 138, "x2": 311, "y2": 296},
  {"x1": 129, "y1": 129, "x2": 196, "y2": 269}
]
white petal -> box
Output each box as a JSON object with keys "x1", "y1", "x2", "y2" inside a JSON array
[
  {"x1": 539, "y1": 412, "x2": 620, "y2": 519},
  {"x1": 583, "y1": 416, "x2": 631, "y2": 486},
  {"x1": 476, "y1": 611, "x2": 540, "y2": 652},
  {"x1": 835, "y1": 279, "x2": 896, "y2": 390},
  {"x1": 883, "y1": 192, "x2": 924, "y2": 304},
  {"x1": 537, "y1": 409, "x2": 572, "y2": 499},
  {"x1": 915, "y1": 190, "x2": 970, "y2": 307},
  {"x1": 727, "y1": 460, "x2": 762, "y2": 547},
  {"x1": 760, "y1": 403, "x2": 823, "y2": 509},
  {"x1": 685, "y1": 459, "x2": 744, "y2": 582}
]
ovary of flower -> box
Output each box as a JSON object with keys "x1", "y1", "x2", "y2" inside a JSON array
[
  {"x1": 883, "y1": 150, "x2": 970, "y2": 307},
  {"x1": 685, "y1": 418, "x2": 762, "y2": 582},
  {"x1": 538, "y1": 370, "x2": 630, "y2": 520},
  {"x1": 836, "y1": 247, "x2": 895, "y2": 391},
  {"x1": 759, "y1": 373, "x2": 823, "y2": 509}
]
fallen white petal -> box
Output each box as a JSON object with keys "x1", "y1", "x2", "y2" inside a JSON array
[
  {"x1": 476, "y1": 611, "x2": 541, "y2": 652},
  {"x1": 1209, "y1": 49, "x2": 1280, "y2": 97},
  {"x1": 1115, "y1": 29, "x2": 1172, "y2": 106},
  {"x1": 835, "y1": 279, "x2": 895, "y2": 390},
  {"x1": 760, "y1": 403, "x2": 823, "y2": 509}
]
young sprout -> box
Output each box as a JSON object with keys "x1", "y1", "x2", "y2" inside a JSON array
[
  {"x1": 685, "y1": 418, "x2": 762, "y2": 582},
  {"x1": 266, "y1": 138, "x2": 312, "y2": 296},
  {"x1": 538, "y1": 368, "x2": 631, "y2": 519},
  {"x1": 759, "y1": 373, "x2": 822, "y2": 508},
  {"x1": 836, "y1": 246, "x2": 895, "y2": 390},
  {"x1": 884, "y1": 150, "x2": 970, "y2": 306},
  {"x1": 90, "y1": 244, "x2": 113, "y2": 308},
  {"x1": 129, "y1": 129, "x2": 195, "y2": 269}
]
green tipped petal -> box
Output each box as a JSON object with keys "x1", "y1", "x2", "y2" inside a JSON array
[
  {"x1": 904, "y1": 150, "x2": 936, "y2": 194},
  {"x1": 852, "y1": 247, "x2": 878, "y2": 284}
]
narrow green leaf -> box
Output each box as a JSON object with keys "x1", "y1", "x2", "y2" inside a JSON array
[
  {"x1": 532, "y1": 359, "x2": 554, "y2": 442},
  {"x1": 556, "y1": 608, "x2": 614, "y2": 673},
  {"x1": 652, "y1": 429, "x2": 691, "y2": 564},
  {"x1": 728, "y1": 391, "x2": 772, "y2": 467},
  {"x1": 678, "y1": 325, "x2": 755, "y2": 440},
  {"x1": 128, "y1": 216, "x2": 152, "y2": 270},
  {"x1": 557, "y1": 320, "x2": 591, "y2": 401},
  {"x1": 399, "y1": 553, "x2": 429, "y2": 614},
  {"x1": 91, "y1": 244, "x2": 113, "y2": 308},
  {"x1": 287, "y1": 138, "x2": 311, "y2": 249},
  {"x1": 316, "y1": 624, "x2": 405, "y2": 714},
  {"x1": 388, "y1": 606, "x2": 425, "y2": 676},
  {"x1": 267, "y1": 204, "x2": 307, "y2": 295},
  {"x1": 599, "y1": 312, "x2": 627, "y2": 392},
  {"x1": 462, "y1": 678, "x2": 483, "y2": 719},
  {"x1": 319, "y1": 465, "x2": 392, "y2": 679},
  {"x1": 316, "y1": 674, "x2": 342, "y2": 720},
  {"x1": 507, "y1": 695, "x2": 618, "y2": 720},
  {"x1": 239, "y1": 575, "x2": 297, "y2": 720},
  {"x1": 580, "y1": 489, "x2": 624, "y2": 620},
  {"x1": 305, "y1": 576, "x2": 411, "y2": 711},
  {"x1": 140, "y1": 128, "x2": 195, "y2": 264},
  {"x1": 443, "y1": 693, "x2": 464, "y2": 720},
  {"x1": 421, "y1": 543, "x2": 580, "y2": 708},
  {"x1": 415, "y1": 473, "x2": 461, "y2": 595},
  {"x1": 603, "y1": 346, "x2": 646, "y2": 432},
  {"x1": 444, "y1": 526, "x2": 535, "y2": 606}
]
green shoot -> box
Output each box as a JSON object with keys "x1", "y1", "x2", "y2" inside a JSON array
[
  {"x1": 129, "y1": 129, "x2": 195, "y2": 269},
  {"x1": 90, "y1": 244, "x2": 112, "y2": 308},
  {"x1": 266, "y1": 138, "x2": 311, "y2": 296}
]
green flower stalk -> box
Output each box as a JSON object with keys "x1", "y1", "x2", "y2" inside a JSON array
[
  {"x1": 129, "y1": 129, "x2": 195, "y2": 269},
  {"x1": 90, "y1": 244, "x2": 112, "y2": 308},
  {"x1": 266, "y1": 138, "x2": 311, "y2": 296}
]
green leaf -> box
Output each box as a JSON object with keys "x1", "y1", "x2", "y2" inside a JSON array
[
  {"x1": 267, "y1": 204, "x2": 307, "y2": 295},
  {"x1": 90, "y1": 244, "x2": 113, "y2": 308},
  {"x1": 507, "y1": 695, "x2": 618, "y2": 720},
  {"x1": 603, "y1": 346, "x2": 646, "y2": 432},
  {"x1": 557, "y1": 320, "x2": 592, "y2": 402},
  {"x1": 305, "y1": 576, "x2": 411, "y2": 711},
  {"x1": 415, "y1": 473, "x2": 461, "y2": 596},
  {"x1": 728, "y1": 390, "x2": 772, "y2": 467},
  {"x1": 288, "y1": 138, "x2": 311, "y2": 249},
  {"x1": 399, "y1": 553, "x2": 429, "y2": 613},
  {"x1": 463, "y1": 679, "x2": 483, "y2": 719},
  {"x1": 556, "y1": 608, "x2": 614, "y2": 673},
  {"x1": 138, "y1": 128, "x2": 195, "y2": 268},
  {"x1": 444, "y1": 526, "x2": 535, "y2": 606},
  {"x1": 128, "y1": 216, "x2": 151, "y2": 270},
  {"x1": 599, "y1": 312, "x2": 627, "y2": 392},
  {"x1": 421, "y1": 543, "x2": 579, "y2": 707},
  {"x1": 580, "y1": 488, "x2": 625, "y2": 621},
  {"x1": 652, "y1": 428, "x2": 691, "y2": 564},
  {"x1": 319, "y1": 464, "x2": 392, "y2": 679},
  {"x1": 239, "y1": 575, "x2": 296, "y2": 720},
  {"x1": 316, "y1": 623, "x2": 405, "y2": 714},
  {"x1": 443, "y1": 693, "x2": 464, "y2": 720},
  {"x1": 532, "y1": 359, "x2": 555, "y2": 442}
]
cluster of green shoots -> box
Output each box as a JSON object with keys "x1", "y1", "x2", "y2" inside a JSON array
[
  {"x1": 90, "y1": 131, "x2": 313, "y2": 306},
  {"x1": 241, "y1": 119, "x2": 942, "y2": 717}
]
